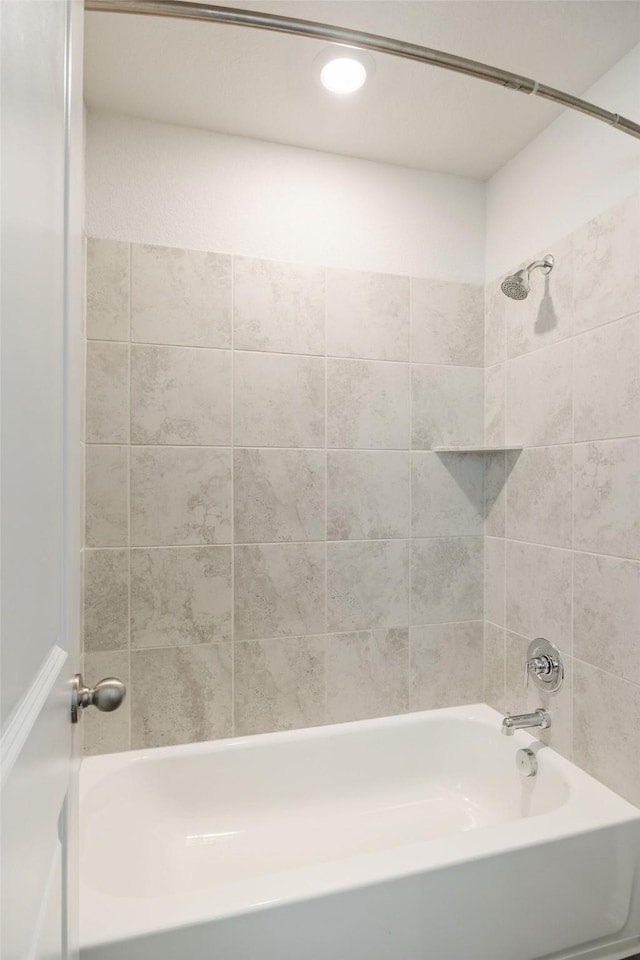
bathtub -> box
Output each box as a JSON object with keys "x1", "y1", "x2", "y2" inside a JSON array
[{"x1": 79, "y1": 704, "x2": 640, "y2": 960}]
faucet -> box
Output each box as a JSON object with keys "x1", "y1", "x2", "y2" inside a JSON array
[{"x1": 501, "y1": 708, "x2": 551, "y2": 736}]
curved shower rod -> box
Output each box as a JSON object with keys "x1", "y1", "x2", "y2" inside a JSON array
[{"x1": 85, "y1": 0, "x2": 640, "y2": 141}]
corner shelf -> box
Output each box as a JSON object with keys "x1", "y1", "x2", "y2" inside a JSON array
[{"x1": 433, "y1": 445, "x2": 523, "y2": 453}]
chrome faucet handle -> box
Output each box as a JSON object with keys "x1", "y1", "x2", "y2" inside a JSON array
[
  {"x1": 523, "y1": 639, "x2": 564, "y2": 694},
  {"x1": 524, "y1": 655, "x2": 551, "y2": 688}
]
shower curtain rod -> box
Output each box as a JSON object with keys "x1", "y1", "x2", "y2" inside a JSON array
[{"x1": 85, "y1": 0, "x2": 640, "y2": 141}]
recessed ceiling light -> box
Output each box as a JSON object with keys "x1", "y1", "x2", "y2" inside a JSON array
[
  {"x1": 316, "y1": 47, "x2": 375, "y2": 95},
  {"x1": 321, "y1": 57, "x2": 367, "y2": 94}
]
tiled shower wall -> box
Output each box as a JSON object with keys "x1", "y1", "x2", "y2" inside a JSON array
[
  {"x1": 83, "y1": 239, "x2": 485, "y2": 754},
  {"x1": 483, "y1": 192, "x2": 640, "y2": 805}
]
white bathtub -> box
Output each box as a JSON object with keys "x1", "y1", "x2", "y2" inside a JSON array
[{"x1": 79, "y1": 704, "x2": 640, "y2": 960}]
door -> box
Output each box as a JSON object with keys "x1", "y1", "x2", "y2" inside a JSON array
[{"x1": 1, "y1": 0, "x2": 84, "y2": 957}]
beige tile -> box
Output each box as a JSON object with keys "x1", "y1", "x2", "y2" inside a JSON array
[
  {"x1": 131, "y1": 644, "x2": 232, "y2": 748},
  {"x1": 411, "y1": 452, "x2": 484, "y2": 538},
  {"x1": 85, "y1": 444, "x2": 129, "y2": 547},
  {"x1": 131, "y1": 546, "x2": 232, "y2": 648},
  {"x1": 234, "y1": 543, "x2": 325, "y2": 640},
  {"x1": 328, "y1": 451, "x2": 409, "y2": 540},
  {"x1": 573, "y1": 438, "x2": 640, "y2": 560},
  {"x1": 573, "y1": 659, "x2": 640, "y2": 806},
  {"x1": 484, "y1": 537, "x2": 505, "y2": 627},
  {"x1": 83, "y1": 549, "x2": 129, "y2": 653},
  {"x1": 505, "y1": 632, "x2": 572, "y2": 759},
  {"x1": 234, "y1": 352, "x2": 324, "y2": 448},
  {"x1": 484, "y1": 453, "x2": 506, "y2": 539},
  {"x1": 573, "y1": 552, "x2": 640, "y2": 684},
  {"x1": 85, "y1": 341, "x2": 129, "y2": 443},
  {"x1": 506, "y1": 446, "x2": 572, "y2": 548},
  {"x1": 327, "y1": 358, "x2": 409, "y2": 450},
  {"x1": 411, "y1": 278, "x2": 483, "y2": 366},
  {"x1": 326, "y1": 268, "x2": 409, "y2": 361},
  {"x1": 131, "y1": 243, "x2": 231, "y2": 347},
  {"x1": 410, "y1": 621, "x2": 483, "y2": 710},
  {"x1": 130, "y1": 447, "x2": 232, "y2": 546},
  {"x1": 325, "y1": 628, "x2": 409, "y2": 723},
  {"x1": 574, "y1": 194, "x2": 640, "y2": 334},
  {"x1": 505, "y1": 541, "x2": 572, "y2": 653},
  {"x1": 234, "y1": 637, "x2": 325, "y2": 735},
  {"x1": 411, "y1": 364, "x2": 484, "y2": 450},
  {"x1": 82, "y1": 650, "x2": 130, "y2": 756},
  {"x1": 233, "y1": 257, "x2": 324, "y2": 355},
  {"x1": 327, "y1": 540, "x2": 409, "y2": 633},
  {"x1": 411, "y1": 537, "x2": 483, "y2": 625},
  {"x1": 485, "y1": 278, "x2": 506, "y2": 367},
  {"x1": 234, "y1": 449, "x2": 325, "y2": 543},
  {"x1": 506, "y1": 339, "x2": 572, "y2": 446},
  {"x1": 86, "y1": 238, "x2": 130, "y2": 341},
  {"x1": 484, "y1": 622, "x2": 506, "y2": 712},
  {"x1": 574, "y1": 313, "x2": 640, "y2": 442},
  {"x1": 131, "y1": 344, "x2": 231, "y2": 445},
  {"x1": 506, "y1": 234, "x2": 573, "y2": 358},
  {"x1": 484, "y1": 363, "x2": 505, "y2": 447}
]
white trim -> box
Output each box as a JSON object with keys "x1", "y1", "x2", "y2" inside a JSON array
[
  {"x1": 0, "y1": 644, "x2": 68, "y2": 790},
  {"x1": 26, "y1": 840, "x2": 63, "y2": 960}
]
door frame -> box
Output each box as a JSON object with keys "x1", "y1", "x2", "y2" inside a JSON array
[{"x1": 0, "y1": 0, "x2": 85, "y2": 956}]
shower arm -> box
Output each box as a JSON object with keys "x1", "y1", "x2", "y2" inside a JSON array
[
  {"x1": 85, "y1": 0, "x2": 640, "y2": 141},
  {"x1": 526, "y1": 257, "x2": 554, "y2": 275}
]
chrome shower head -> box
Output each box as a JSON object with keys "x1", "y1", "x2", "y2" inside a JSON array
[
  {"x1": 501, "y1": 254, "x2": 554, "y2": 301},
  {"x1": 501, "y1": 270, "x2": 529, "y2": 300}
]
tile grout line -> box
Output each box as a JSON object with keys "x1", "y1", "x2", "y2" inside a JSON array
[
  {"x1": 482, "y1": 285, "x2": 490, "y2": 707},
  {"x1": 99, "y1": 619, "x2": 485, "y2": 654},
  {"x1": 80, "y1": 237, "x2": 89, "y2": 753},
  {"x1": 127, "y1": 240, "x2": 132, "y2": 749},
  {"x1": 569, "y1": 276, "x2": 576, "y2": 761},
  {"x1": 230, "y1": 256, "x2": 236, "y2": 739},
  {"x1": 502, "y1": 276, "x2": 508, "y2": 710},
  {"x1": 408, "y1": 276, "x2": 414, "y2": 709},
  {"x1": 87, "y1": 334, "x2": 489, "y2": 370},
  {"x1": 500, "y1": 324, "x2": 507, "y2": 703},
  {"x1": 85, "y1": 533, "x2": 486, "y2": 549},
  {"x1": 481, "y1": 285, "x2": 486, "y2": 707},
  {"x1": 323, "y1": 267, "x2": 329, "y2": 723},
  {"x1": 82, "y1": 436, "x2": 640, "y2": 451}
]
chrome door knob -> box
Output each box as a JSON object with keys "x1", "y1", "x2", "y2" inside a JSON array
[{"x1": 71, "y1": 672, "x2": 126, "y2": 723}]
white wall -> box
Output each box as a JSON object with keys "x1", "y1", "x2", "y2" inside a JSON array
[
  {"x1": 88, "y1": 38, "x2": 640, "y2": 286},
  {"x1": 86, "y1": 111, "x2": 485, "y2": 283},
  {"x1": 486, "y1": 43, "x2": 640, "y2": 279}
]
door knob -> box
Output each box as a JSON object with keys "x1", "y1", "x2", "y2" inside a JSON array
[{"x1": 71, "y1": 673, "x2": 126, "y2": 723}]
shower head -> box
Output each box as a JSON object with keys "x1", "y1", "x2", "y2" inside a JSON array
[
  {"x1": 501, "y1": 270, "x2": 529, "y2": 300},
  {"x1": 501, "y1": 254, "x2": 554, "y2": 301}
]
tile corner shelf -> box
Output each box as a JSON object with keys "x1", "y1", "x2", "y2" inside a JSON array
[{"x1": 433, "y1": 445, "x2": 524, "y2": 453}]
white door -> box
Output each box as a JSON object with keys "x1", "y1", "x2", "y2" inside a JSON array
[{"x1": 1, "y1": 1, "x2": 84, "y2": 957}]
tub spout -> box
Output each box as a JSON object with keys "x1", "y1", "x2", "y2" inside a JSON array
[{"x1": 501, "y1": 709, "x2": 551, "y2": 736}]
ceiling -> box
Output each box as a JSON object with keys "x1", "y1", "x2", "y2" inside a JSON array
[{"x1": 84, "y1": 0, "x2": 640, "y2": 180}]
